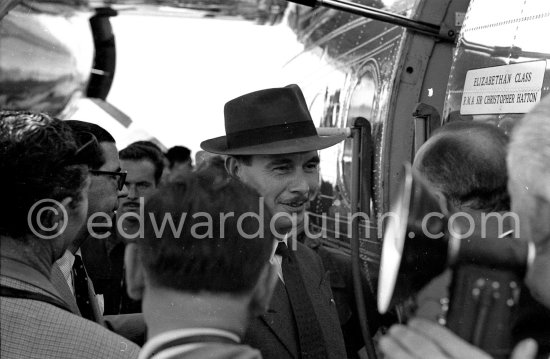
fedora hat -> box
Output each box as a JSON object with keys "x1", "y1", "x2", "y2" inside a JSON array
[{"x1": 200, "y1": 84, "x2": 346, "y2": 155}]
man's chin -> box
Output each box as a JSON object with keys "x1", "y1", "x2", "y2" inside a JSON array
[{"x1": 272, "y1": 211, "x2": 305, "y2": 235}]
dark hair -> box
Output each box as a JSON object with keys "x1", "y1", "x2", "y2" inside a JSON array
[
  {"x1": 415, "y1": 121, "x2": 510, "y2": 211},
  {"x1": 131, "y1": 140, "x2": 163, "y2": 153},
  {"x1": 65, "y1": 120, "x2": 115, "y2": 143},
  {"x1": 140, "y1": 169, "x2": 272, "y2": 294},
  {"x1": 195, "y1": 155, "x2": 228, "y2": 179},
  {"x1": 165, "y1": 146, "x2": 191, "y2": 168},
  {"x1": 120, "y1": 141, "x2": 165, "y2": 184},
  {"x1": 65, "y1": 120, "x2": 114, "y2": 170},
  {"x1": 0, "y1": 111, "x2": 88, "y2": 238}
]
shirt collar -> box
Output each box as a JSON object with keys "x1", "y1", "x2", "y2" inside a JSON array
[
  {"x1": 57, "y1": 249, "x2": 76, "y2": 268},
  {"x1": 139, "y1": 328, "x2": 240, "y2": 359}
]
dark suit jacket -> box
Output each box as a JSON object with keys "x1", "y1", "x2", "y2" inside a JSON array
[
  {"x1": 314, "y1": 245, "x2": 379, "y2": 357},
  {"x1": 243, "y1": 241, "x2": 347, "y2": 359},
  {"x1": 303, "y1": 234, "x2": 396, "y2": 358},
  {"x1": 81, "y1": 232, "x2": 141, "y2": 315}
]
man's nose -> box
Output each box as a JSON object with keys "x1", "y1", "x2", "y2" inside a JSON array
[{"x1": 288, "y1": 173, "x2": 310, "y2": 194}]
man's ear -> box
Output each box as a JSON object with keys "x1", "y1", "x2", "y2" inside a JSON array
[
  {"x1": 57, "y1": 197, "x2": 73, "y2": 227},
  {"x1": 249, "y1": 263, "x2": 278, "y2": 316},
  {"x1": 38, "y1": 197, "x2": 73, "y2": 238},
  {"x1": 225, "y1": 156, "x2": 241, "y2": 179},
  {"x1": 124, "y1": 243, "x2": 146, "y2": 300}
]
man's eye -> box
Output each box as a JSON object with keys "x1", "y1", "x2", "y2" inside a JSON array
[
  {"x1": 305, "y1": 163, "x2": 319, "y2": 171},
  {"x1": 137, "y1": 183, "x2": 151, "y2": 190},
  {"x1": 273, "y1": 166, "x2": 290, "y2": 172}
]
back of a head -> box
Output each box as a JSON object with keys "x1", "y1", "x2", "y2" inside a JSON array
[
  {"x1": 414, "y1": 121, "x2": 509, "y2": 211},
  {"x1": 0, "y1": 111, "x2": 88, "y2": 239},
  {"x1": 140, "y1": 169, "x2": 272, "y2": 295},
  {"x1": 132, "y1": 140, "x2": 163, "y2": 153},
  {"x1": 194, "y1": 155, "x2": 228, "y2": 182},
  {"x1": 120, "y1": 141, "x2": 165, "y2": 184},
  {"x1": 166, "y1": 146, "x2": 191, "y2": 168}
]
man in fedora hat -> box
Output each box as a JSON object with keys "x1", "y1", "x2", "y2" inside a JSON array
[{"x1": 201, "y1": 84, "x2": 375, "y2": 359}]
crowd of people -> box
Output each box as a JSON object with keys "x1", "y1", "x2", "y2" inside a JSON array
[{"x1": 1, "y1": 83, "x2": 550, "y2": 359}]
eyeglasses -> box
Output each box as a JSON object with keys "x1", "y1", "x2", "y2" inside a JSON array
[{"x1": 90, "y1": 170, "x2": 127, "y2": 191}]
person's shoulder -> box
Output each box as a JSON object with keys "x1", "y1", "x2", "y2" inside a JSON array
[
  {"x1": 1, "y1": 300, "x2": 139, "y2": 359},
  {"x1": 301, "y1": 236, "x2": 351, "y2": 272},
  {"x1": 63, "y1": 313, "x2": 140, "y2": 358},
  {"x1": 43, "y1": 308, "x2": 140, "y2": 358},
  {"x1": 293, "y1": 240, "x2": 327, "y2": 275},
  {"x1": 294, "y1": 240, "x2": 320, "y2": 261}
]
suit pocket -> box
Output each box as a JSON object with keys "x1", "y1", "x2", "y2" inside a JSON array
[
  {"x1": 320, "y1": 271, "x2": 353, "y2": 324},
  {"x1": 319, "y1": 270, "x2": 336, "y2": 306}
]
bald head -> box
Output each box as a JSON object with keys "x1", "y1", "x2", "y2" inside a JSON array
[{"x1": 414, "y1": 121, "x2": 509, "y2": 211}]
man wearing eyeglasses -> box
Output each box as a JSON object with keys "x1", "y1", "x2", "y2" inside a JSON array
[
  {"x1": 51, "y1": 121, "x2": 147, "y2": 343},
  {"x1": 83, "y1": 141, "x2": 165, "y2": 322}
]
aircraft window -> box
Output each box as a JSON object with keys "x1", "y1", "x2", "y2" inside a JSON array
[
  {"x1": 309, "y1": 92, "x2": 325, "y2": 126},
  {"x1": 340, "y1": 64, "x2": 378, "y2": 207},
  {"x1": 308, "y1": 84, "x2": 345, "y2": 243},
  {"x1": 444, "y1": 0, "x2": 550, "y2": 133}
]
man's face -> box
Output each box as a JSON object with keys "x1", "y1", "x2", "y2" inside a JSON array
[
  {"x1": 88, "y1": 142, "x2": 126, "y2": 221},
  {"x1": 118, "y1": 159, "x2": 157, "y2": 217},
  {"x1": 236, "y1": 151, "x2": 320, "y2": 233}
]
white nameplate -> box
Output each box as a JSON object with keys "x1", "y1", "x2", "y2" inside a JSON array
[{"x1": 460, "y1": 61, "x2": 546, "y2": 115}]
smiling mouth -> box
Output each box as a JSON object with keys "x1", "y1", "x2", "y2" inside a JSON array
[{"x1": 281, "y1": 200, "x2": 307, "y2": 210}]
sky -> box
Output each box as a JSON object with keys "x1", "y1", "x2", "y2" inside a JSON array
[{"x1": 74, "y1": 13, "x2": 309, "y2": 158}]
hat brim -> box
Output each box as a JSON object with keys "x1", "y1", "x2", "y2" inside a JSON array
[{"x1": 200, "y1": 134, "x2": 347, "y2": 155}]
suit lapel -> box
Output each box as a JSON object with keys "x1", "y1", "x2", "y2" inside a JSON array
[
  {"x1": 260, "y1": 280, "x2": 299, "y2": 357},
  {"x1": 295, "y1": 244, "x2": 348, "y2": 358},
  {"x1": 50, "y1": 263, "x2": 81, "y2": 316},
  {"x1": 295, "y1": 246, "x2": 323, "y2": 301}
]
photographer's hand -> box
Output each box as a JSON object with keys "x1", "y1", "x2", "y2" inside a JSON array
[
  {"x1": 510, "y1": 338, "x2": 538, "y2": 359},
  {"x1": 379, "y1": 318, "x2": 525, "y2": 359}
]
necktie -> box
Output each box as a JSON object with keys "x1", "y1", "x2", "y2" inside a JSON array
[
  {"x1": 276, "y1": 242, "x2": 328, "y2": 359},
  {"x1": 72, "y1": 254, "x2": 95, "y2": 321}
]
